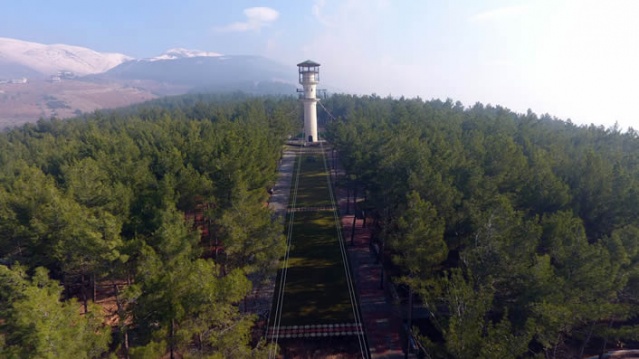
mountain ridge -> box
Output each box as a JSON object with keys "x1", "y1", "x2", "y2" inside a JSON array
[
  {"x1": 0, "y1": 37, "x2": 132, "y2": 77},
  {"x1": 0, "y1": 37, "x2": 299, "y2": 127},
  {"x1": 0, "y1": 37, "x2": 296, "y2": 86},
  {"x1": 100, "y1": 54, "x2": 294, "y2": 86},
  {"x1": 145, "y1": 48, "x2": 222, "y2": 61}
]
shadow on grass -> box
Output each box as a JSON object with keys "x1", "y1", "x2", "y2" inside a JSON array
[
  {"x1": 275, "y1": 211, "x2": 354, "y2": 325},
  {"x1": 293, "y1": 155, "x2": 334, "y2": 208}
]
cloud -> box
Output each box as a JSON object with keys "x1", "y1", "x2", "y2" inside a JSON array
[
  {"x1": 216, "y1": 7, "x2": 279, "y2": 32},
  {"x1": 469, "y1": 5, "x2": 528, "y2": 23},
  {"x1": 312, "y1": 0, "x2": 333, "y2": 27}
]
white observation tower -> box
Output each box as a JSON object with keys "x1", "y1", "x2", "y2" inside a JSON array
[{"x1": 298, "y1": 60, "x2": 320, "y2": 143}]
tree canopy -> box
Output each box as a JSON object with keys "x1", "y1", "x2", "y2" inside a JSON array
[
  {"x1": 0, "y1": 93, "x2": 297, "y2": 358},
  {"x1": 324, "y1": 94, "x2": 639, "y2": 358}
]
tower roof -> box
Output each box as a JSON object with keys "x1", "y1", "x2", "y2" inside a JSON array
[{"x1": 297, "y1": 60, "x2": 320, "y2": 67}]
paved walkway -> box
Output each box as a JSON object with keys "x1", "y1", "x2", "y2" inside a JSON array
[
  {"x1": 332, "y1": 150, "x2": 406, "y2": 359},
  {"x1": 269, "y1": 150, "x2": 296, "y2": 219}
]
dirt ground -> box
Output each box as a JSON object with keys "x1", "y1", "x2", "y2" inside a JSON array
[{"x1": 0, "y1": 78, "x2": 166, "y2": 127}]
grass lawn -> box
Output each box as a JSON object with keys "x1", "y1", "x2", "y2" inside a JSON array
[
  {"x1": 276, "y1": 211, "x2": 354, "y2": 325},
  {"x1": 292, "y1": 154, "x2": 334, "y2": 208},
  {"x1": 271, "y1": 151, "x2": 354, "y2": 325}
]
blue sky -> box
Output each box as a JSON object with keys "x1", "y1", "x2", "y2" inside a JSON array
[{"x1": 2, "y1": 0, "x2": 639, "y2": 129}]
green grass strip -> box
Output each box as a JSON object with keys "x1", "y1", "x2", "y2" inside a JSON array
[
  {"x1": 293, "y1": 154, "x2": 334, "y2": 208},
  {"x1": 279, "y1": 211, "x2": 354, "y2": 325},
  {"x1": 273, "y1": 152, "x2": 354, "y2": 325}
]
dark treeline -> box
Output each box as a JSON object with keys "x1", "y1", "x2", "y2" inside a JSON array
[
  {"x1": 0, "y1": 94, "x2": 299, "y2": 358},
  {"x1": 324, "y1": 94, "x2": 639, "y2": 358}
]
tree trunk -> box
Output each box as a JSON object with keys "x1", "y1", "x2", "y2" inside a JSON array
[
  {"x1": 124, "y1": 331, "x2": 129, "y2": 358},
  {"x1": 114, "y1": 283, "x2": 129, "y2": 359},
  {"x1": 580, "y1": 321, "x2": 596, "y2": 358},
  {"x1": 208, "y1": 216, "x2": 213, "y2": 252},
  {"x1": 599, "y1": 318, "x2": 615, "y2": 359},
  {"x1": 552, "y1": 333, "x2": 562, "y2": 359},
  {"x1": 332, "y1": 149, "x2": 335, "y2": 170},
  {"x1": 63, "y1": 274, "x2": 69, "y2": 301},
  {"x1": 405, "y1": 285, "x2": 413, "y2": 359},
  {"x1": 350, "y1": 215, "x2": 357, "y2": 245},
  {"x1": 170, "y1": 318, "x2": 175, "y2": 359},
  {"x1": 81, "y1": 274, "x2": 88, "y2": 314},
  {"x1": 215, "y1": 234, "x2": 219, "y2": 261},
  {"x1": 353, "y1": 187, "x2": 358, "y2": 215},
  {"x1": 92, "y1": 272, "x2": 97, "y2": 303}
]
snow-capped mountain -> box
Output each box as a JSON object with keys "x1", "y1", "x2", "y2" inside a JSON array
[
  {"x1": 0, "y1": 37, "x2": 132, "y2": 77},
  {"x1": 0, "y1": 37, "x2": 299, "y2": 127},
  {"x1": 0, "y1": 37, "x2": 298, "y2": 93},
  {"x1": 147, "y1": 48, "x2": 222, "y2": 61}
]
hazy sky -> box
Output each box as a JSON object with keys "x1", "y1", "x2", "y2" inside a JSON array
[{"x1": 3, "y1": 0, "x2": 638, "y2": 129}]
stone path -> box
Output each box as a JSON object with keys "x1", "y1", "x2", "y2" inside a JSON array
[{"x1": 268, "y1": 150, "x2": 296, "y2": 219}]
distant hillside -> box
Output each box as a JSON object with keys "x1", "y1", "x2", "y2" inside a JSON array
[
  {"x1": 0, "y1": 38, "x2": 299, "y2": 126},
  {"x1": 0, "y1": 62, "x2": 42, "y2": 79},
  {"x1": 0, "y1": 80, "x2": 157, "y2": 128},
  {"x1": 98, "y1": 55, "x2": 296, "y2": 90}
]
